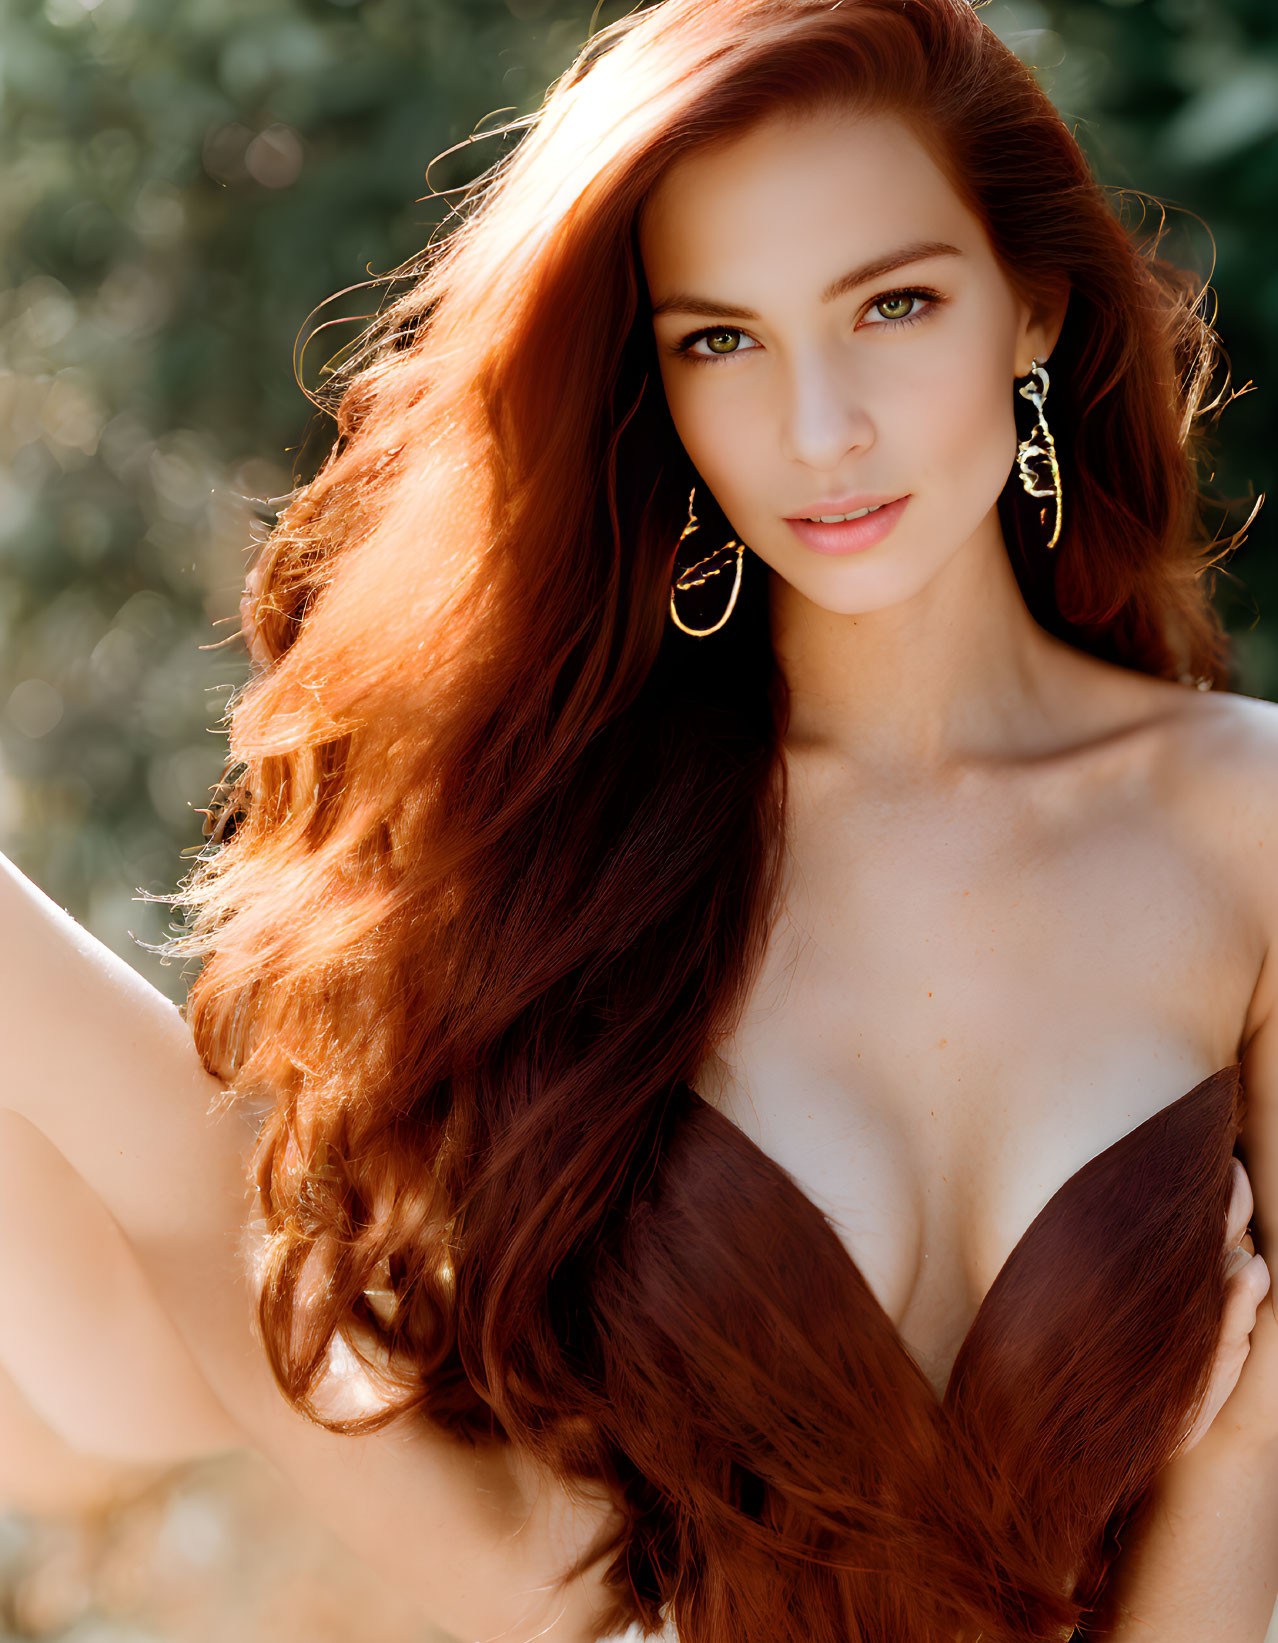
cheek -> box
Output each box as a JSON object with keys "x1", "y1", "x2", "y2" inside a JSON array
[
  {"x1": 904, "y1": 342, "x2": 1020, "y2": 510},
  {"x1": 660, "y1": 363, "x2": 763, "y2": 493}
]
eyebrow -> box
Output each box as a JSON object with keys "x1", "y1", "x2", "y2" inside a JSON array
[{"x1": 649, "y1": 238, "x2": 965, "y2": 320}]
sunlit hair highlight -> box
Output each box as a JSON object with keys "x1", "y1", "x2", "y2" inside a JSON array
[{"x1": 165, "y1": 2, "x2": 1257, "y2": 1639}]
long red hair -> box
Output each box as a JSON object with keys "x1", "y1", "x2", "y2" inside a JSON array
[{"x1": 168, "y1": 2, "x2": 1254, "y2": 1638}]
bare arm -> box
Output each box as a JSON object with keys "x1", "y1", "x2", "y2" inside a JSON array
[
  {"x1": 0, "y1": 848, "x2": 622, "y2": 1643},
  {"x1": 1096, "y1": 1416, "x2": 1278, "y2": 1641},
  {"x1": 1093, "y1": 1176, "x2": 1278, "y2": 1641},
  {"x1": 0, "y1": 1105, "x2": 243, "y2": 1464},
  {"x1": 1090, "y1": 702, "x2": 1278, "y2": 1642}
]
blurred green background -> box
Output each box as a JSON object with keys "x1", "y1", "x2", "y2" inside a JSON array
[{"x1": 0, "y1": 0, "x2": 1274, "y2": 999}]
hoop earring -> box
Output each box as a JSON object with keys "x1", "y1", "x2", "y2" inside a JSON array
[
  {"x1": 1015, "y1": 357, "x2": 1063, "y2": 552},
  {"x1": 668, "y1": 487, "x2": 745, "y2": 637}
]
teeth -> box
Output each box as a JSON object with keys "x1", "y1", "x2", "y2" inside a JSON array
[{"x1": 805, "y1": 503, "x2": 885, "y2": 523}]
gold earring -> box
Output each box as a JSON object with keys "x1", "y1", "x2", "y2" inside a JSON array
[
  {"x1": 668, "y1": 487, "x2": 745, "y2": 637},
  {"x1": 1015, "y1": 357, "x2": 1063, "y2": 551}
]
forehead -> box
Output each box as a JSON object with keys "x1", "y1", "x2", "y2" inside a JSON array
[{"x1": 639, "y1": 107, "x2": 986, "y2": 301}]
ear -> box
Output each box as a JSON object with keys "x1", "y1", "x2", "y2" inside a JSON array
[{"x1": 1013, "y1": 280, "x2": 1070, "y2": 378}]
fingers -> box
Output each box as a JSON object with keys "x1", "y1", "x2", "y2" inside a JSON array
[
  {"x1": 1177, "y1": 1178, "x2": 1272, "y2": 1458},
  {"x1": 1239, "y1": 1250, "x2": 1271, "y2": 1311},
  {"x1": 1221, "y1": 1157, "x2": 1266, "y2": 1299},
  {"x1": 1221, "y1": 1250, "x2": 1270, "y2": 1334},
  {"x1": 1224, "y1": 1156, "x2": 1255, "y2": 1250},
  {"x1": 1178, "y1": 1256, "x2": 1263, "y2": 1456},
  {"x1": 1218, "y1": 1163, "x2": 1268, "y2": 1354}
]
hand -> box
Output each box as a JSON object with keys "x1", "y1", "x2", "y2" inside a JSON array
[{"x1": 1176, "y1": 1157, "x2": 1272, "y2": 1457}]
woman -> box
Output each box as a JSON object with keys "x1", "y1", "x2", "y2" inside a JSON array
[{"x1": 0, "y1": 0, "x2": 1275, "y2": 1638}]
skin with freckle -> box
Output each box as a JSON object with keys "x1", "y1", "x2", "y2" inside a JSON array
[
  {"x1": 627, "y1": 60, "x2": 1277, "y2": 1639},
  {"x1": 638, "y1": 104, "x2": 1263, "y2": 1396},
  {"x1": 2, "y1": 6, "x2": 1275, "y2": 1643}
]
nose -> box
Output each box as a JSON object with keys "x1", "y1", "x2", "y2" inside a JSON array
[{"x1": 779, "y1": 345, "x2": 875, "y2": 472}]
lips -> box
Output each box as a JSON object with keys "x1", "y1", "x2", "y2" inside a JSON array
[
  {"x1": 785, "y1": 494, "x2": 905, "y2": 521},
  {"x1": 785, "y1": 494, "x2": 911, "y2": 556}
]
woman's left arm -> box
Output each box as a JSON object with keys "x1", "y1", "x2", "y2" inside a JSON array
[
  {"x1": 1094, "y1": 1165, "x2": 1278, "y2": 1640},
  {"x1": 1092, "y1": 700, "x2": 1278, "y2": 1641},
  {"x1": 1095, "y1": 1325, "x2": 1278, "y2": 1641}
]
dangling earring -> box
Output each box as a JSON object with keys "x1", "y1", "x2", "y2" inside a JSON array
[
  {"x1": 1015, "y1": 357, "x2": 1063, "y2": 551},
  {"x1": 668, "y1": 487, "x2": 745, "y2": 637}
]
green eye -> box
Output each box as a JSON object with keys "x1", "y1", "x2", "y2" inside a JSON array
[
  {"x1": 876, "y1": 294, "x2": 915, "y2": 320},
  {"x1": 672, "y1": 324, "x2": 760, "y2": 363}
]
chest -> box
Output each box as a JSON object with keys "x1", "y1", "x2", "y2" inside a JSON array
[{"x1": 692, "y1": 755, "x2": 1259, "y2": 1393}]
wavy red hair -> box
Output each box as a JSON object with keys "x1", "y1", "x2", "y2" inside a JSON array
[{"x1": 166, "y1": 2, "x2": 1256, "y2": 1638}]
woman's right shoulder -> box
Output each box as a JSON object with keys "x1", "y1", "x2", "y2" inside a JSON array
[{"x1": 0, "y1": 848, "x2": 624, "y2": 1643}]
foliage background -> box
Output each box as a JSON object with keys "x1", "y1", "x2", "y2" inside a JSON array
[{"x1": 0, "y1": 0, "x2": 1275, "y2": 1001}]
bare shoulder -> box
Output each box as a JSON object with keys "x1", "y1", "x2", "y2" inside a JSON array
[
  {"x1": 1153, "y1": 686, "x2": 1278, "y2": 862},
  {"x1": 1168, "y1": 684, "x2": 1278, "y2": 774},
  {"x1": 1166, "y1": 694, "x2": 1278, "y2": 1273},
  {"x1": 1146, "y1": 686, "x2": 1278, "y2": 1045}
]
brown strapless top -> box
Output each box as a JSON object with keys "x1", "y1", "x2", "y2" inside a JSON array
[
  {"x1": 606, "y1": 1062, "x2": 1246, "y2": 1643},
  {"x1": 940, "y1": 1060, "x2": 1245, "y2": 1635},
  {"x1": 847, "y1": 1062, "x2": 1244, "y2": 1406}
]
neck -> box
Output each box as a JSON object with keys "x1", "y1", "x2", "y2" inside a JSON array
[{"x1": 770, "y1": 511, "x2": 1070, "y2": 777}]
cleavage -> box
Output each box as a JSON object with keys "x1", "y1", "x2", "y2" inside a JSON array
[
  {"x1": 694, "y1": 1055, "x2": 972, "y2": 1379},
  {"x1": 695, "y1": 1049, "x2": 1223, "y2": 1396}
]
